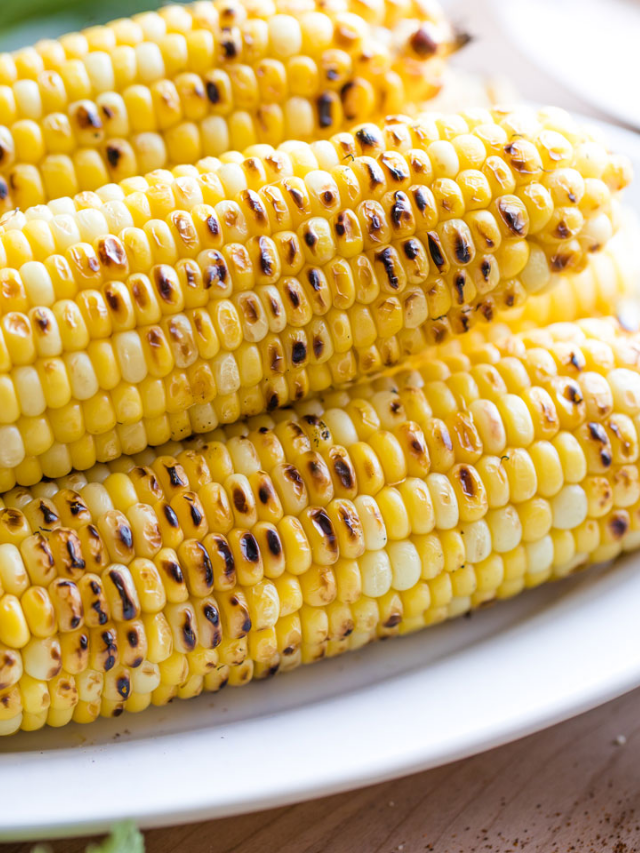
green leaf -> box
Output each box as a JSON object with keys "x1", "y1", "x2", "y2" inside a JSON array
[
  {"x1": 31, "y1": 822, "x2": 144, "y2": 853},
  {"x1": 87, "y1": 822, "x2": 145, "y2": 853}
]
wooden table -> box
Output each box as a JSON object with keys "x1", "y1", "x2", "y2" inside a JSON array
[{"x1": 4, "y1": 687, "x2": 640, "y2": 853}]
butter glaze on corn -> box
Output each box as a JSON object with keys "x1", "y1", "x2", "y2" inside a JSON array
[
  {"x1": 0, "y1": 318, "x2": 640, "y2": 733},
  {"x1": 0, "y1": 107, "x2": 630, "y2": 490},
  {"x1": 0, "y1": 0, "x2": 461, "y2": 209}
]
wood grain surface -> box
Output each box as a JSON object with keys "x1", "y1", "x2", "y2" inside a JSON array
[{"x1": 3, "y1": 687, "x2": 640, "y2": 853}]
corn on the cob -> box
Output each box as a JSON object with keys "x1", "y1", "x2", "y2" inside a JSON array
[
  {"x1": 0, "y1": 107, "x2": 630, "y2": 491},
  {"x1": 0, "y1": 317, "x2": 639, "y2": 733},
  {"x1": 497, "y1": 207, "x2": 640, "y2": 332},
  {"x1": 0, "y1": 0, "x2": 462, "y2": 210}
]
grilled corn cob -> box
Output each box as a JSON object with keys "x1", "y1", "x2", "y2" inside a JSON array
[
  {"x1": 498, "y1": 207, "x2": 640, "y2": 332},
  {"x1": 0, "y1": 107, "x2": 630, "y2": 491},
  {"x1": 0, "y1": 316, "x2": 639, "y2": 734},
  {"x1": 0, "y1": 0, "x2": 462, "y2": 210}
]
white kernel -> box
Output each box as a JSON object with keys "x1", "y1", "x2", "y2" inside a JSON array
[
  {"x1": 469, "y1": 399, "x2": 506, "y2": 455},
  {"x1": 200, "y1": 116, "x2": 230, "y2": 158},
  {"x1": 13, "y1": 79, "x2": 42, "y2": 120},
  {"x1": 574, "y1": 141, "x2": 608, "y2": 179},
  {"x1": 64, "y1": 351, "x2": 99, "y2": 400},
  {"x1": 49, "y1": 215, "x2": 81, "y2": 251},
  {"x1": 47, "y1": 198, "x2": 77, "y2": 216},
  {"x1": 353, "y1": 494, "x2": 387, "y2": 550},
  {"x1": 520, "y1": 244, "x2": 551, "y2": 293},
  {"x1": 387, "y1": 540, "x2": 421, "y2": 590},
  {"x1": 21, "y1": 262, "x2": 54, "y2": 307},
  {"x1": 461, "y1": 519, "x2": 492, "y2": 563},
  {"x1": 360, "y1": 549, "x2": 392, "y2": 597},
  {"x1": 0, "y1": 426, "x2": 25, "y2": 467},
  {"x1": 135, "y1": 43, "x2": 165, "y2": 84},
  {"x1": 498, "y1": 394, "x2": 535, "y2": 447},
  {"x1": 525, "y1": 535, "x2": 554, "y2": 575},
  {"x1": 487, "y1": 505, "x2": 522, "y2": 553},
  {"x1": 13, "y1": 366, "x2": 46, "y2": 416},
  {"x1": 0, "y1": 543, "x2": 28, "y2": 595},
  {"x1": 131, "y1": 660, "x2": 160, "y2": 693},
  {"x1": 580, "y1": 212, "x2": 613, "y2": 250},
  {"x1": 427, "y1": 140, "x2": 459, "y2": 178},
  {"x1": 284, "y1": 97, "x2": 315, "y2": 139},
  {"x1": 322, "y1": 409, "x2": 359, "y2": 446},
  {"x1": 0, "y1": 715, "x2": 22, "y2": 735},
  {"x1": 75, "y1": 208, "x2": 109, "y2": 243},
  {"x1": 101, "y1": 200, "x2": 134, "y2": 233},
  {"x1": 216, "y1": 163, "x2": 247, "y2": 198},
  {"x1": 268, "y1": 16, "x2": 302, "y2": 58},
  {"x1": 551, "y1": 484, "x2": 588, "y2": 529},
  {"x1": 134, "y1": 12, "x2": 166, "y2": 41},
  {"x1": 607, "y1": 368, "x2": 640, "y2": 416},
  {"x1": 24, "y1": 205, "x2": 53, "y2": 222},
  {"x1": 299, "y1": 11, "x2": 334, "y2": 50},
  {"x1": 310, "y1": 140, "x2": 340, "y2": 171},
  {"x1": 113, "y1": 331, "x2": 148, "y2": 385},
  {"x1": 83, "y1": 51, "x2": 115, "y2": 93},
  {"x1": 427, "y1": 472, "x2": 459, "y2": 529},
  {"x1": 96, "y1": 184, "x2": 126, "y2": 203},
  {"x1": 212, "y1": 351, "x2": 240, "y2": 395},
  {"x1": 0, "y1": 210, "x2": 26, "y2": 231}
]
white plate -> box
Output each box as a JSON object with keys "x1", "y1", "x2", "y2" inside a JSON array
[
  {"x1": 491, "y1": 0, "x2": 640, "y2": 129},
  {"x1": 1, "y1": 117, "x2": 640, "y2": 842}
]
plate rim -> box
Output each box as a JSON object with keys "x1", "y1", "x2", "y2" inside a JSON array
[{"x1": 3, "y1": 555, "x2": 640, "y2": 841}]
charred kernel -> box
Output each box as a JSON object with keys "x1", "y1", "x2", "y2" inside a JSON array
[
  {"x1": 168, "y1": 561, "x2": 183, "y2": 583},
  {"x1": 182, "y1": 613, "x2": 197, "y2": 650},
  {"x1": 292, "y1": 341, "x2": 307, "y2": 364},
  {"x1": 39, "y1": 503, "x2": 59, "y2": 525},
  {"x1": 107, "y1": 570, "x2": 138, "y2": 621},
  {"x1": 266, "y1": 528, "x2": 282, "y2": 556},
  {"x1": 187, "y1": 498, "x2": 203, "y2": 527},
  {"x1": 119, "y1": 526, "x2": 133, "y2": 549},
  {"x1": 608, "y1": 512, "x2": 629, "y2": 539},
  {"x1": 496, "y1": 198, "x2": 527, "y2": 235},
  {"x1": 356, "y1": 126, "x2": 382, "y2": 150},
  {"x1": 409, "y1": 26, "x2": 438, "y2": 57},
  {"x1": 233, "y1": 489, "x2": 248, "y2": 515},
  {"x1": 240, "y1": 533, "x2": 260, "y2": 563},
  {"x1": 317, "y1": 94, "x2": 334, "y2": 129},
  {"x1": 365, "y1": 161, "x2": 385, "y2": 189},
  {"x1": 376, "y1": 247, "x2": 400, "y2": 289},
  {"x1": 116, "y1": 675, "x2": 130, "y2": 699},
  {"x1": 98, "y1": 237, "x2": 127, "y2": 269},
  {"x1": 204, "y1": 604, "x2": 219, "y2": 626},
  {"x1": 403, "y1": 239, "x2": 421, "y2": 261},
  {"x1": 453, "y1": 233, "x2": 472, "y2": 264},
  {"x1": 427, "y1": 232, "x2": 447, "y2": 271}
]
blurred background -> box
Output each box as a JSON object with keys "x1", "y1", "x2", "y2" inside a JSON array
[{"x1": 0, "y1": 0, "x2": 638, "y2": 128}]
